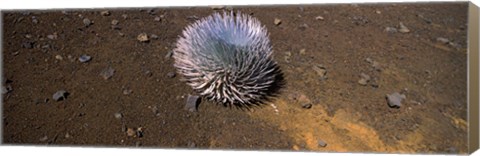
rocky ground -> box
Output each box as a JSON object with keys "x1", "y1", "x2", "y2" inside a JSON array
[{"x1": 1, "y1": 2, "x2": 469, "y2": 154}]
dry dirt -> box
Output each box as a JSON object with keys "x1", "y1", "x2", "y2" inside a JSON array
[{"x1": 1, "y1": 2, "x2": 469, "y2": 154}]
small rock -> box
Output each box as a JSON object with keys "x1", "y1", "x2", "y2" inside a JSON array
[
  {"x1": 122, "y1": 14, "x2": 128, "y2": 19},
  {"x1": 83, "y1": 18, "x2": 92, "y2": 27},
  {"x1": 292, "y1": 145, "x2": 300, "y2": 151},
  {"x1": 358, "y1": 73, "x2": 371, "y2": 86},
  {"x1": 122, "y1": 89, "x2": 132, "y2": 95},
  {"x1": 299, "y1": 49, "x2": 306, "y2": 55},
  {"x1": 154, "y1": 16, "x2": 161, "y2": 22},
  {"x1": 167, "y1": 72, "x2": 176, "y2": 78},
  {"x1": 365, "y1": 57, "x2": 373, "y2": 64},
  {"x1": 385, "y1": 27, "x2": 397, "y2": 33},
  {"x1": 65, "y1": 133, "x2": 71, "y2": 138},
  {"x1": 436, "y1": 37, "x2": 449, "y2": 44},
  {"x1": 386, "y1": 92, "x2": 406, "y2": 108},
  {"x1": 53, "y1": 90, "x2": 68, "y2": 101},
  {"x1": 137, "y1": 33, "x2": 149, "y2": 42},
  {"x1": 150, "y1": 34, "x2": 159, "y2": 40},
  {"x1": 100, "y1": 67, "x2": 115, "y2": 80},
  {"x1": 100, "y1": 11, "x2": 110, "y2": 16},
  {"x1": 299, "y1": 24, "x2": 308, "y2": 30},
  {"x1": 375, "y1": 10, "x2": 381, "y2": 14},
  {"x1": 39, "y1": 136, "x2": 48, "y2": 142},
  {"x1": 111, "y1": 19, "x2": 119, "y2": 25},
  {"x1": 185, "y1": 95, "x2": 200, "y2": 112},
  {"x1": 78, "y1": 55, "x2": 92, "y2": 63},
  {"x1": 315, "y1": 16, "x2": 324, "y2": 20},
  {"x1": 164, "y1": 50, "x2": 173, "y2": 59},
  {"x1": 47, "y1": 33, "x2": 58, "y2": 40},
  {"x1": 114, "y1": 113, "x2": 123, "y2": 119},
  {"x1": 2, "y1": 84, "x2": 13, "y2": 94},
  {"x1": 188, "y1": 141, "x2": 196, "y2": 148},
  {"x1": 32, "y1": 16, "x2": 38, "y2": 24},
  {"x1": 312, "y1": 64, "x2": 327, "y2": 80},
  {"x1": 21, "y1": 41, "x2": 35, "y2": 49},
  {"x1": 302, "y1": 103, "x2": 312, "y2": 109},
  {"x1": 136, "y1": 127, "x2": 143, "y2": 138},
  {"x1": 143, "y1": 70, "x2": 153, "y2": 77},
  {"x1": 318, "y1": 139, "x2": 327, "y2": 147},
  {"x1": 126, "y1": 128, "x2": 135, "y2": 137},
  {"x1": 55, "y1": 55, "x2": 63, "y2": 60},
  {"x1": 372, "y1": 61, "x2": 382, "y2": 71},
  {"x1": 398, "y1": 22, "x2": 410, "y2": 33},
  {"x1": 274, "y1": 18, "x2": 282, "y2": 26}
]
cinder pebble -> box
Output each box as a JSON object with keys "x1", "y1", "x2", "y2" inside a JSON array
[
  {"x1": 386, "y1": 92, "x2": 406, "y2": 108},
  {"x1": 100, "y1": 67, "x2": 115, "y2": 80},
  {"x1": 78, "y1": 55, "x2": 92, "y2": 63},
  {"x1": 185, "y1": 95, "x2": 200, "y2": 112},
  {"x1": 53, "y1": 90, "x2": 68, "y2": 101}
]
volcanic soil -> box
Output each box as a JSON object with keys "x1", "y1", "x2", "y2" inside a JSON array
[{"x1": 1, "y1": 2, "x2": 469, "y2": 154}]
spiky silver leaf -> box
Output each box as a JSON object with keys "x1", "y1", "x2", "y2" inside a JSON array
[{"x1": 173, "y1": 11, "x2": 280, "y2": 107}]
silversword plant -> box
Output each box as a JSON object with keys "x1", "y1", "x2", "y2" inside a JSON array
[{"x1": 173, "y1": 11, "x2": 281, "y2": 108}]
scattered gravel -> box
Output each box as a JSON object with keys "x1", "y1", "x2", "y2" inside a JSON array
[
  {"x1": 53, "y1": 90, "x2": 68, "y2": 101},
  {"x1": 185, "y1": 95, "x2": 200, "y2": 112},
  {"x1": 386, "y1": 92, "x2": 406, "y2": 108},
  {"x1": 78, "y1": 55, "x2": 92, "y2": 63}
]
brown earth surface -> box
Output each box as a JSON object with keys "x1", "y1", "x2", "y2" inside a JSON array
[{"x1": 1, "y1": 2, "x2": 469, "y2": 154}]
